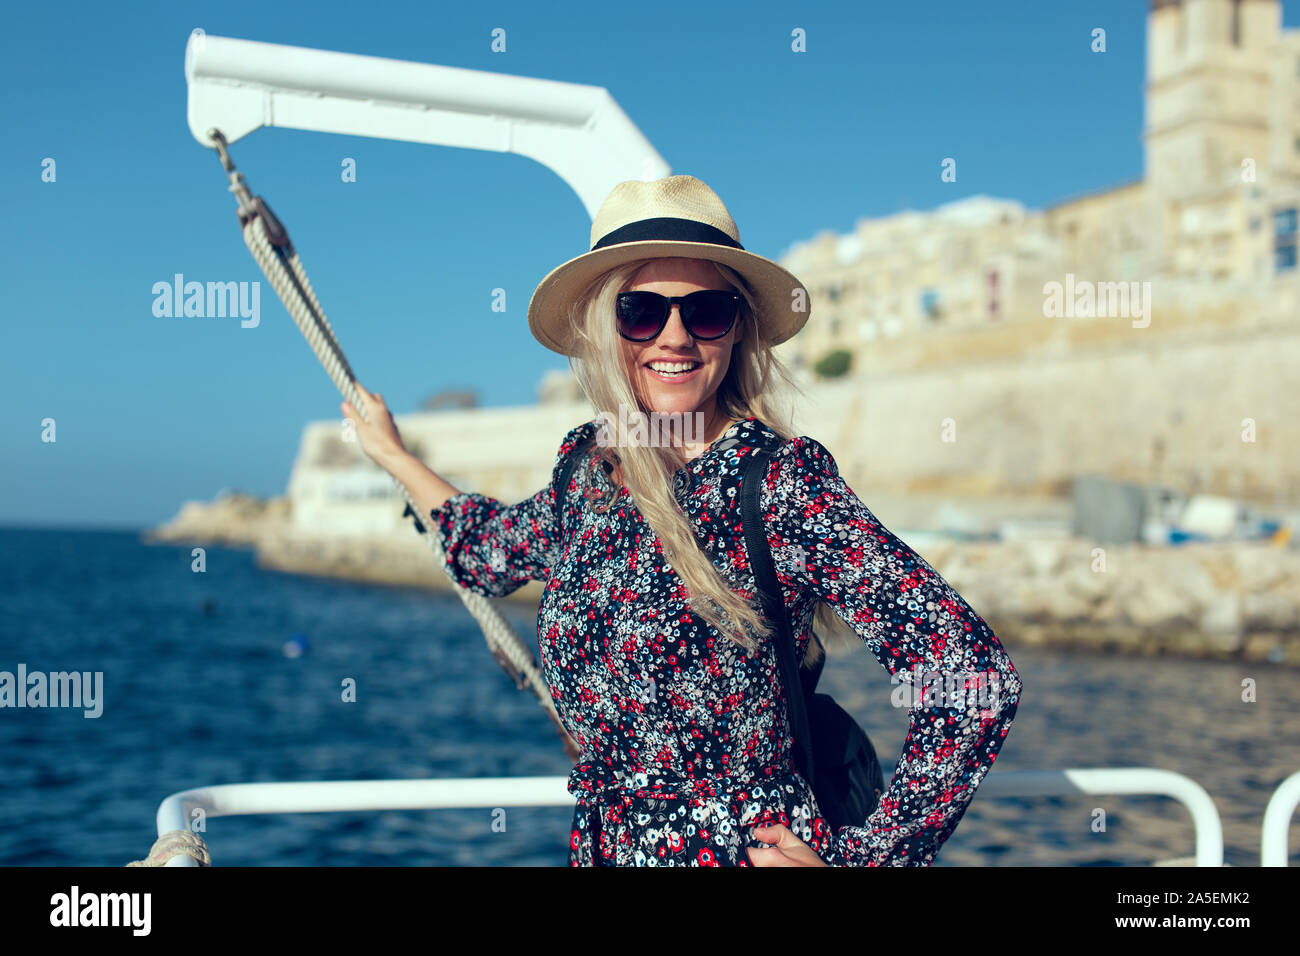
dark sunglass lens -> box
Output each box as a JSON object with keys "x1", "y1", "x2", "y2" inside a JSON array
[
  {"x1": 616, "y1": 292, "x2": 665, "y2": 340},
  {"x1": 682, "y1": 291, "x2": 737, "y2": 339}
]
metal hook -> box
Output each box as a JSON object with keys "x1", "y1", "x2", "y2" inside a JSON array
[
  {"x1": 206, "y1": 127, "x2": 257, "y2": 217},
  {"x1": 207, "y1": 128, "x2": 235, "y2": 172}
]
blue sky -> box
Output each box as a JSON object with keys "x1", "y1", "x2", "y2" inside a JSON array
[{"x1": 3, "y1": 1, "x2": 1295, "y2": 529}]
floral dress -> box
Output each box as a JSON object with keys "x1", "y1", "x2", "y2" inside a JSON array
[{"x1": 417, "y1": 417, "x2": 1022, "y2": 866}]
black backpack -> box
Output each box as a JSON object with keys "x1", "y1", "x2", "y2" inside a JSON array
[{"x1": 556, "y1": 431, "x2": 885, "y2": 833}]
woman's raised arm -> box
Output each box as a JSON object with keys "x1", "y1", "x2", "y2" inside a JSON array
[{"x1": 342, "y1": 381, "x2": 462, "y2": 520}]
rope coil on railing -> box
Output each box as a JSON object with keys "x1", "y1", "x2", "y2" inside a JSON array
[
  {"x1": 207, "y1": 130, "x2": 577, "y2": 758},
  {"x1": 127, "y1": 829, "x2": 211, "y2": 867}
]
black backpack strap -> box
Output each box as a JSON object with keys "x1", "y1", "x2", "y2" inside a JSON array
[
  {"x1": 556, "y1": 433, "x2": 596, "y2": 541},
  {"x1": 740, "y1": 444, "x2": 816, "y2": 791},
  {"x1": 802, "y1": 631, "x2": 826, "y2": 699}
]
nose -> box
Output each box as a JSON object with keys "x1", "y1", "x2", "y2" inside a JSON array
[{"x1": 655, "y1": 304, "x2": 693, "y2": 347}]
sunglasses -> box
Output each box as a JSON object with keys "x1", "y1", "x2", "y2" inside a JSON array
[{"x1": 615, "y1": 290, "x2": 741, "y2": 342}]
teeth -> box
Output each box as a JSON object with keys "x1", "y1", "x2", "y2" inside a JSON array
[{"x1": 649, "y1": 361, "x2": 699, "y2": 373}]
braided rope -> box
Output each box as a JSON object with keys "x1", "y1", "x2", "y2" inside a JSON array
[
  {"x1": 126, "y1": 829, "x2": 211, "y2": 867},
  {"x1": 239, "y1": 213, "x2": 574, "y2": 754}
]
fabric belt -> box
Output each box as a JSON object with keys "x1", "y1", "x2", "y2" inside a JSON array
[{"x1": 567, "y1": 760, "x2": 806, "y2": 805}]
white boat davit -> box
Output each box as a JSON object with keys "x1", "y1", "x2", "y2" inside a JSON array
[{"x1": 184, "y1": 30, "x2": 670, "y2": 217}]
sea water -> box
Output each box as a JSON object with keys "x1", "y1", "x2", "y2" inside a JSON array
[{"x1": 1, "y1": 527, "x2": 1296, "y2": 866}]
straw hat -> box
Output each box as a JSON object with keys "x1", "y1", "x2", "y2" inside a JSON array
[{"x1": 527, "y1": 174, "x2": 811, "y2": 356}]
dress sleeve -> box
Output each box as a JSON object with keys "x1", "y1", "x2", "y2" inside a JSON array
[
  {"x1": 402, "y1": 422, "x2": 596, "y2": 598},
  {"x1": 758, "y1": 436, "x2": 1023, "y2": 867}
]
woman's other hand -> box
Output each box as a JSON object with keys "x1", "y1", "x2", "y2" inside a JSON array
[
  {"x1": 341, "y1": 382, "x2": 410, "y2": 470},
  {"x1": 745, "y1": 823, "x2": 830, "y2": 867}
]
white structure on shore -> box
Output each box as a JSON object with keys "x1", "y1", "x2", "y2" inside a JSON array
[{"x1": 286, "y1": 399, "x2": 595, "y2": 536}]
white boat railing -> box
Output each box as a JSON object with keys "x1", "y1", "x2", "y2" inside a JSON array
[
  {"x1": 974, "y1": 768, "x2": 1223, "y2": 866},
  {"x1": 155, "y1": 767, "x2": 1236, "y2": 867},
  {"x1": 1261, "y1": 770, "x2": 1300, "y2": 867},
  {"x1": 156, "y1": 776, "x2": 574, "y2": 866}
]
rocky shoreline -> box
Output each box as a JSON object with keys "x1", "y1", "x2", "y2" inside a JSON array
[
  {"x1": 917, "y1": 537, "x2": 1300, "y2": 665},
  {"x1": 145, "y1": 495, "x2": 1300, "y2": 665},
  {"x1": 144, "y1": 493, "x2": 547, "y2": 603},
  {"x1": 143, "y1": 490, "x2": 292, "y2": 549}
]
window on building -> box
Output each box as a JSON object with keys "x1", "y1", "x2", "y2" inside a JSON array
[
  {"x1": 920, "y1": 288, "x2": 941, "y2": 322},
  {"x1": 1231, "y1": 0, "x2": 1242, "y2": 46},
  {"x1": 1275, "y1": 207, "x2": 1298, "y2": 272}
]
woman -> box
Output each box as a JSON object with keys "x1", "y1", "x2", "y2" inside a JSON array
[{"x1": 342, "y1": 175, "x2": 1022, "y2": 866}]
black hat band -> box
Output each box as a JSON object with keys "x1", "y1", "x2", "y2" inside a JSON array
[{"x1": 592, "y1": 217, "x2": 744, "y2": 252}]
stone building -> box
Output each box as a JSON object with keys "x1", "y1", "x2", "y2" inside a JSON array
[{"x1": 779, "y1": 0, "x2": 1300, "y2": 375}]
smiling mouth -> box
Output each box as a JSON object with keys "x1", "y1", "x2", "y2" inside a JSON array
[{"x1": 646, "y1": 360, "x2": 702, "y2": 379}]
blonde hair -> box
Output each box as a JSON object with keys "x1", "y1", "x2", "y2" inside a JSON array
[{"x1": 567, "y1": 257, "x2": 841, "y2": 666}]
